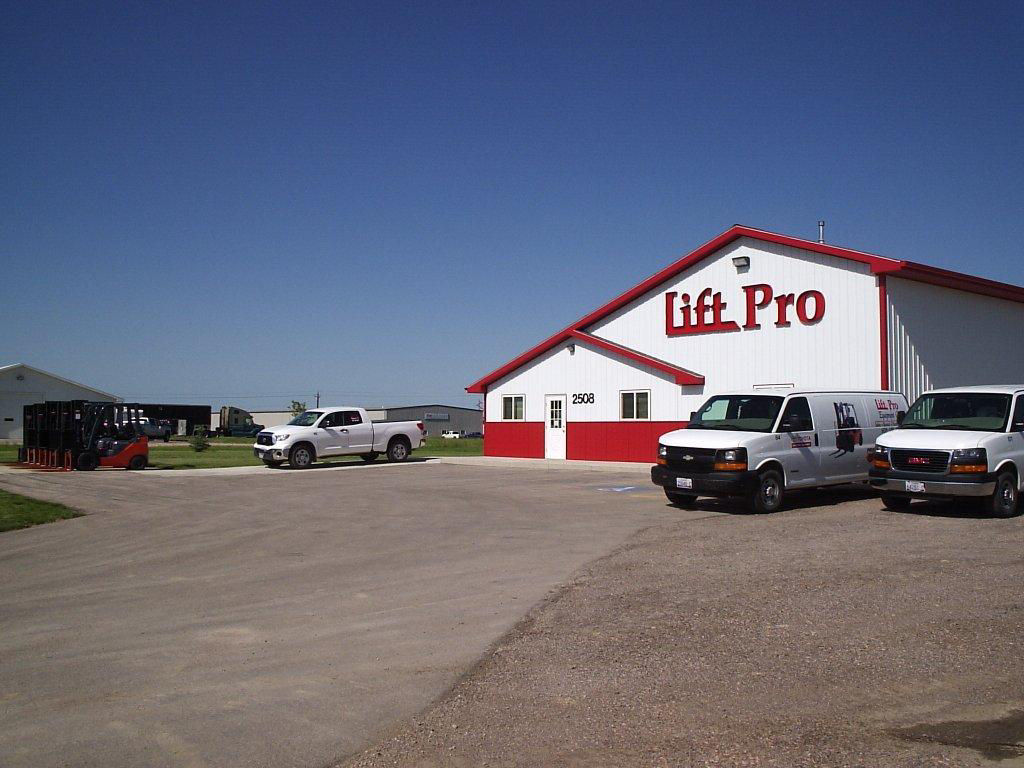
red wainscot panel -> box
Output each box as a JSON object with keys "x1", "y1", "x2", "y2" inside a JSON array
[
  {"x1": 567, "y1": 421, "x2": 688, "y2": 463},
  {"x1": 483, "y1": 421, "x2": 545, "y2": 458}
]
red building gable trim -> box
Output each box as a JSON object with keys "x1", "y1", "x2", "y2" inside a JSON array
[
  {"x1": 466, "y1": 225, "x2": 1024, "y2": 394},
  {"x1": 569, "y1": 330, "x2": 704, "y2": 386}
]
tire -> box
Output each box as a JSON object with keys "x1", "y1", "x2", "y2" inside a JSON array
[
  {"x1": 361, "y1": 452, "x2": 379, "y2": 462},
  {"x1": 881, "y1": 494, "x2": 912, "y2": 511},
  {"x1": 128, "y1": 454, "x2": 148, "y2": 471},
  {"x1": 989, "y1": 471, "x2": 1020, "y2": 518},
  {"x1": 664, "y1": 489, "x2": 698, "y2": 508},
  {"x1": 749, "y1": 468, "x2": 784, "y2": 514},
  {"x1": 76, "y1": 452, "x2": 99, "y2": 471},
  {"x1": 163, "y1": 432, "x2": 171, "y2": 443},
  {"x1": 263, "y1": 460, "x2": 284, "y2": 468},
  {"x1": 386, "y1": 438, "x2": 410, "y2": 463},
  {"x1": 289, "y1": 443, "x2": 315, "y2": 469}
]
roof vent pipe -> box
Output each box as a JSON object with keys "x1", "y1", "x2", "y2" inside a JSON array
[{"x1": 818, "y1": 220, "x2": 825, "y2": 243}]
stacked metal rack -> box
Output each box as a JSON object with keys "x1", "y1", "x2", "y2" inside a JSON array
[{"x1": 19, "y1": 401, "x2": 148, "y2": 471}]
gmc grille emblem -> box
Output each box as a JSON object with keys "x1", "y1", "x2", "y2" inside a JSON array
[{"x1": 908, "y1": 457, "x2": 929, "y2": 464}]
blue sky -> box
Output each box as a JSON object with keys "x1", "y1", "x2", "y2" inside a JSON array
[{"x1": 2, "y1": 1, "x2": 1022, "y2": 411}]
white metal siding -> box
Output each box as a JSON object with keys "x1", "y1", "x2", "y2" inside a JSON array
[
  {"x1": 486, "y1": 239, "x2": 882, "y2": 422},
  {"x1": 887, "y1": 278, "x2": 1024, "y2": 403},
  {"x1": 0, "y1": 368, "x2": 118, "y2": 442}
]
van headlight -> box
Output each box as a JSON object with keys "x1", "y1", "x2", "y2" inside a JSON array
[
  {"x1": 658, "y1": 445, "x2": 668, "y2": 458},
  {"x1": 950, "y1": 448, "x2": 987, "y2": 473},
  {"x1": 274, "y1": 434, "x2": 290, "y2": 443},
  {"x1": 869, "y1": 446, "x2": 891, "y2": 469},
  {"x1": 714, "y1": 448, "x2": 747, "y2": 471}
]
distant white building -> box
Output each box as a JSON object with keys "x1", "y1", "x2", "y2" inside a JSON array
[{"x1": 0, "y1": 363, "x2": 120, "y2": 442}]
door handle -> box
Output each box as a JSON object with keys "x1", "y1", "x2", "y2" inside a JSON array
[
  {"x1": 341, "y1": 428, "x2": 348, "y2": 433},
  {"x1": 814, "y1": 434, "x2": 819, "y2": 446}
]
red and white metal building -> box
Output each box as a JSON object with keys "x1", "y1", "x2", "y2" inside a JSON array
[{"x1": 467, "y1": 225, "x2": 1024, "y2": 463}]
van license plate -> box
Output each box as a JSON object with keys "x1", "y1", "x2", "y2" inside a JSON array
[
  {"x1": 676, "y1": 477, "x2": 693, "y2": 489},
  {"x1": 905, "y1": 481, "x2": 925, "y2": 493}
]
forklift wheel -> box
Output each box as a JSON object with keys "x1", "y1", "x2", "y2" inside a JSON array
[
  {"x1": 128, "y1": 455, "x2": 148, "y2": 471},
  {"x1": 76, "y1": 452, "x2": 99, "y2": 471}
]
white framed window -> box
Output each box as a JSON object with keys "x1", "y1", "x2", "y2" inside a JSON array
[
  {"x1": 620, "y1": 390, "x2": 650, "y2": 420},
  {"x1": 502, "y1": 395, "x2": 525, "y2": 421}
]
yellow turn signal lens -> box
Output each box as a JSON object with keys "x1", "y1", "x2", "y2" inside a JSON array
[
  {"x1": 870, "y1": 458, "x2": 891, "y2": 469},
  {"x1": 714, "y1": 461, "x2": 747, "y2": 471},
  {"x1": 950, "y1": 464, "x2": 986, "y2": 473},
  {"x1": 657, "y1": 457, "x2": 667, "y2": 466}
]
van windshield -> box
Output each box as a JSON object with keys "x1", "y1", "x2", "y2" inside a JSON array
[
  {"x1": 288, "y1": 411, "x2": 323, "y2": 427},
  {"x1": 688, "y1": 395, "x2": 784, "y2": 433},
  {"x1": 901, "y1": 393, "x2": 1010, "y2": 432}
]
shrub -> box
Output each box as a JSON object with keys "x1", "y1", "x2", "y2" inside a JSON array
[{"x1": 189, "y1": 426, "x2": 211, "y2": 452}]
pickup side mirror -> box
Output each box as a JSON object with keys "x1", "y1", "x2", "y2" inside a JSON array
[
  {"x1": 1012, "y1": 421, "x2": 1024, "y2": 432},
  {"x1": 896, "y1": 410, "x2": 906, "y2": 426}
]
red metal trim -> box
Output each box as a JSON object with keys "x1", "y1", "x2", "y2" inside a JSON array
[
  {"x1": 878, "y1": 275, "x2": 889, "y2": 390},
  {"x1": 567, "y1": 421, "x2": 689, "y2": 462},
  {"x1": 569, "y1": 330, "x2": 704, "y2": 385},
  {"x1": 466, "y1": 225, "x2": 1024, "y2": 393}
]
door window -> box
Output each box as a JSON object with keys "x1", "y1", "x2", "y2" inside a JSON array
[
  {"x1": 549, "y1": 399, "x2": 563, "y2": 428},
  {"x1": 1012, "y1": 397, "x2": 1024, "y2": 431},
  {"x1": 778, "y1": 397, "x2": 813, "y2": 432},
  {"x1": 321, "y1": 412, "x2": 343, "y2": 427},
  {"x1": 342, "y1": 411, "x2": 362, "y2": 426}
]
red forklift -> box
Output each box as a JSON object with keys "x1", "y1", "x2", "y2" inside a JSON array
[
  {"x1": 74, "y1": 402, "x2": 150, "y2": 470},
  {"x1": 20, "y1": 401, "x2": 149, "y2": 471}
]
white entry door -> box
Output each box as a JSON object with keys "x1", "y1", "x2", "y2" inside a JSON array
[{"x1": 545, "y1": 395, "x2": 567, "y2": 459}]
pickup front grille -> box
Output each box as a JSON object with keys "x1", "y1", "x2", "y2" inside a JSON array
[
  {"x1": 256, "y1": 432, "x2": 274, "y2": 446},
  {"x1": 664, "y1": 446, "x2": 717, "y2": 472},
  {"x1": 891, "y1": 449, "x2": 950, "y2": 474}
]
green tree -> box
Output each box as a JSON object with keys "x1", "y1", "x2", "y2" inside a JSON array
[
  {"x1": 189, "y1": 425, "x2": 211, "y2": 452},
  {"x1": 290, "y1": 400, "x2": 307, "y2": 417}
]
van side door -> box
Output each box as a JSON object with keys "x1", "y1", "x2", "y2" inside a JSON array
[
  {"x1": 811, "y1": 395, "x2": 865, "y2": 483},
  {"x1": 776, "y1": 396, "x2": 818, "y2": 487}
]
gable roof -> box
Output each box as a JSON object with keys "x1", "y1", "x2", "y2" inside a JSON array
[
  {"x1": 466, "y1": 225, "x2": 1024, "y2": 393},
  {"x1": 0, "y1": 363, "x2": 121, "y2": 400}
]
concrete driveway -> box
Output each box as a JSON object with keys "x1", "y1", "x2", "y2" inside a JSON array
[{"x1": 0, "y1": 461, "x2": 680, "y2": 768}]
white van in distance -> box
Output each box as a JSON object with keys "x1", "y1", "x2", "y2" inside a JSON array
[
  {"x1": 651, "y1": 390, "x2": 908, "y2": 513},
  {"x1": 869, "y1": 386, "x2": 1024, "y2": 517}
]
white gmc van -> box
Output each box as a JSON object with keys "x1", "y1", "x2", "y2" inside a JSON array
[
  {"x1": 651, "y1": 390, "x2": 908, "y2": 513},
  {"x1": 869, "y1": 386, "x2": 1024, "y2": 517}
]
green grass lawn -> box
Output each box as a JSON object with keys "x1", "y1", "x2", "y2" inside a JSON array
[
  {"x1": 0, "y1": 444, "x2": 18, "y2": 463},
  {"x1": 0, "y1": 488, "x2": 83, "y2": 532}
]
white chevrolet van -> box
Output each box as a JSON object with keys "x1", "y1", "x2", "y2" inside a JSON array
[
  {"x1": 651, "y1": 390, "x2": 908, "y2": 513},
  {"x1": 869, "y1": 386, "x2": 1024, "y2": 517}
]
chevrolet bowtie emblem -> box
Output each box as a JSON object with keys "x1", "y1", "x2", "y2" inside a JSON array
[{"x1": 682, "y1": 454, "x2": 694, "y2": 461}]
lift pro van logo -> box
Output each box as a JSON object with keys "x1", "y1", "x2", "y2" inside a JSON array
[{"x1": 664, "y1": 283, "x2": 826, "y2": 336}]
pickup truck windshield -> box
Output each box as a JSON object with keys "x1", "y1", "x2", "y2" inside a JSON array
[
  {"x1": 288, "y1": 411, "x2": 324, "y2": 427},
  {"x1": 901, "y1": 393, "x2": 1011, "y2": 432},
  {"x1": 688, "y1": 395, "x2": 784, "y2": 433}
]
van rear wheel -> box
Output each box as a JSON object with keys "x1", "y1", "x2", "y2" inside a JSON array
[{"x1": 749, "y1": 469, "x2": 784, "y2": 513}]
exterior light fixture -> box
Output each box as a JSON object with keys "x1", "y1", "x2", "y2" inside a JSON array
[
  {"x1": 732, "y1": 255, "x2": 750, "y2": 269},
  {"x1": 567, "y1": 343, "x2": 576, "y2": 354}
]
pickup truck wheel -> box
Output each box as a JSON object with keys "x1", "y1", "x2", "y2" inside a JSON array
[
  {"x1": 162, "y1": 432, "x2": 171, "y2": 443},
  {"x1": 387, "y1": 438, "x2": 410, "y2": 463},
  {"x1": 749, "y1": 469, "x2": 784, "y2": 514},
  {"x1": 989, "y1": 471, "x2": 1020, "y2": 518},
  {"x1": 361, "y1": 452, "x2": 379, "y2": 462},
  {"x1": 664, "y1": 489, "x2": 698, "y2": 508},
  {"x1": 881, "y1": 494, "x2": 912, "y2": 511},
  {"x1": 289, "y1": 443, "x2": 315, "y2": 469}
]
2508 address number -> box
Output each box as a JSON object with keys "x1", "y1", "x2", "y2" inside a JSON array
[{"x1": 572, "y1": 393, "x2": 595, "y2": 404}]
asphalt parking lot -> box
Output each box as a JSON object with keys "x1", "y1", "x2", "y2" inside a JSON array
[
  {"x1": 0, "y1": 460, "x2": 677, "y2": 768},
  {"x1": 2, "y1": 463, "x2": 1023, "y2": 767}
]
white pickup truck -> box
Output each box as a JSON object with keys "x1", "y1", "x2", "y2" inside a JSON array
[
  {"x1": 869, "y1": 385, "x2": 1024, "y2": 517},
  {"x1": 253, "y1": 407, "x2": 427, "y2": 468}
]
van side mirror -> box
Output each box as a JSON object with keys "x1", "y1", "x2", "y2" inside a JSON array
[
  {"x1": 689, "y1": 411, "x2": 698, "y2": 421},
  {"x1": 896, "y1": 410, "x2": 906, "y2": 426}
]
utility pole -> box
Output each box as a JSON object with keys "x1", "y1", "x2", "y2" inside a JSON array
[{"x1": 316, "y1": 391, "x2": 320, "y2": 408}]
